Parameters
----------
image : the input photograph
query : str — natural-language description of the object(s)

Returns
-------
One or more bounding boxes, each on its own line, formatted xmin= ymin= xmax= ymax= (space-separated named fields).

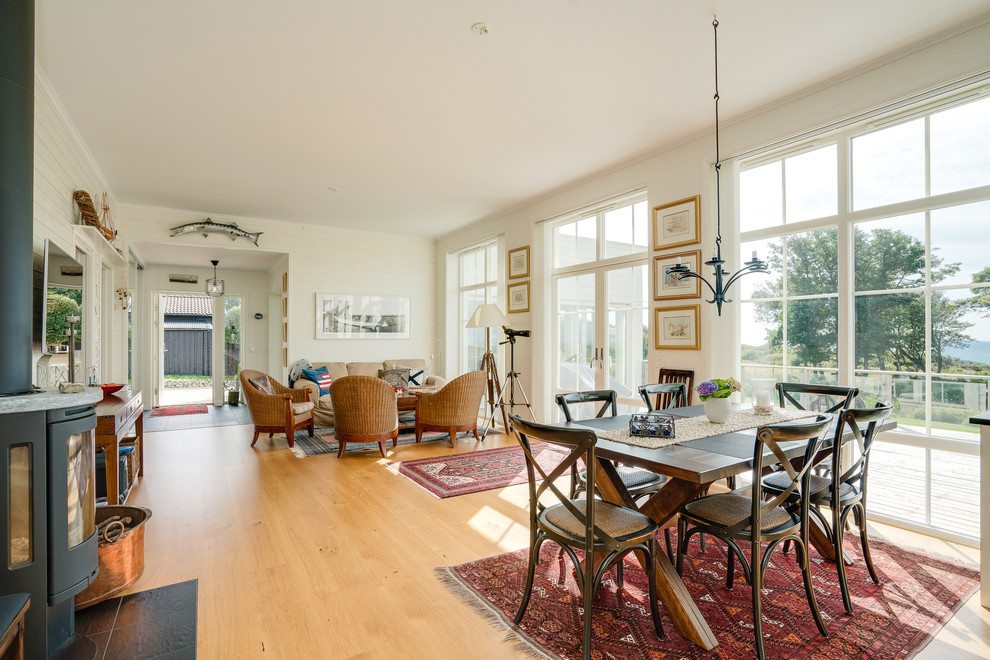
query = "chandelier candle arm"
xmin=663 ymin=16 xmax=769 ymax=316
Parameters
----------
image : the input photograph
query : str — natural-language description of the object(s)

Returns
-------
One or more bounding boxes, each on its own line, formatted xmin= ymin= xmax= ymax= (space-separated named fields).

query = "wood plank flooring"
xmin=122 ymin=422 xmax=990 ymax=659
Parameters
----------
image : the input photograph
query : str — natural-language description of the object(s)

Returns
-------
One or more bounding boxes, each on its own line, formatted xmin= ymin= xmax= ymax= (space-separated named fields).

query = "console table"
xmin=0 ymin=594 xmax=28 ymax=660
xmin=95 ymin=390 xmax=144 ymax=505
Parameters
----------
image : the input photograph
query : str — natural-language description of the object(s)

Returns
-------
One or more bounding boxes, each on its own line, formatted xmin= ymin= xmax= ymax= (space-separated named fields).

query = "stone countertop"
xmin=0 ymin=387 xmax=103 ymax=414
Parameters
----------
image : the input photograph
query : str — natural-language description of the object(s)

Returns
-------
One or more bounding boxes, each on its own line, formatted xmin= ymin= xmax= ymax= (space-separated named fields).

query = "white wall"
xmin=115 ymin=205 xmax=437 ymax=401
xmin=33 ymin=66 xmax=127 ymax=385
xmin=437 ymin=22 xmax=990 ymax=421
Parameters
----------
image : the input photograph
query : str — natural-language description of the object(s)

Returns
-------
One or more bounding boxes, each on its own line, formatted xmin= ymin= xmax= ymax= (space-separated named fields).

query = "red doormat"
xmin=388 ymin=443 xmax=569 ymax=498
xmin=438 ymin=534 xmax=979 ymax=659
xmin=149 ymin=404 xmax=209 ymax=417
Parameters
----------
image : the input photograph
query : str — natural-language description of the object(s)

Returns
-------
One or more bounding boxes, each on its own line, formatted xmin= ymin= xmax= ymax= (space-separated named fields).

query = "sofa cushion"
xmin=379 ymin=367 xmax=410 ymax=389
xmin=346 ymin=362 xmax=383 ymax=378
xmin=249 ymin=375 xmax=276 ymax=395
xmin=301 ymin=367 xmax=333 ymax=396
xmin=407 ymin=366 xmax=430 ymax=386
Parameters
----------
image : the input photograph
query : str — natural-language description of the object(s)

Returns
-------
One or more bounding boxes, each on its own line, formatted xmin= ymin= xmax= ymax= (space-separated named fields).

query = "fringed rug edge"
xmin=434 ymin=566 xmax=558 ymax=660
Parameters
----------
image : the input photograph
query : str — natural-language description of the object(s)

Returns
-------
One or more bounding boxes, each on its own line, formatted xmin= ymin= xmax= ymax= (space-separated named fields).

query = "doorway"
xmin=157 ymin=294 xmax=214 ymax=406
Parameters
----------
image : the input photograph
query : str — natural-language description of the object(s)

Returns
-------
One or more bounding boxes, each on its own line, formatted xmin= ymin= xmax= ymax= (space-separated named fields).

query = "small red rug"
xmin=388 ymin=443 xmax=569 ymax=498
xmin=149 ymin=404 xmax=209 ymax=417
xmin=438 ymin=534 xmax=979 ymax=659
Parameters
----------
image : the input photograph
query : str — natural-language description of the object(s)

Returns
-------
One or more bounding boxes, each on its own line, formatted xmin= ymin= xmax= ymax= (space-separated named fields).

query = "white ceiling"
xmin=129 ymin=240 xmax=286 ymax=272
xmin=36 ymin=1 xmax=990 ymax=239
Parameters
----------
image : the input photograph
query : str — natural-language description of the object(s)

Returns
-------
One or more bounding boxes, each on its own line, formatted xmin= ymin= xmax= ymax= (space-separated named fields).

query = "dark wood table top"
xmin=94 ymin=389 xmax=141 ymax=416
xmin=566 ymin=406 xmax=896 ymax=485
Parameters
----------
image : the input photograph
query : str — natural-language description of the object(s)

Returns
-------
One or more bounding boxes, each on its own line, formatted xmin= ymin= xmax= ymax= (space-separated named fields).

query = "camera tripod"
xmin=480 ymin=328 xmax=534 ymax=437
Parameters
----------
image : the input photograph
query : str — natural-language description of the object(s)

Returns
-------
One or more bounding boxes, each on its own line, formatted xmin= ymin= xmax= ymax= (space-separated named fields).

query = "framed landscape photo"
xmin=654 ymin=250 xmax=702 ymax=301
xmin=655 ymin=304 xmax=700 ymax=350
xmin=653 ymin=195 xmax=701 ymax=250
xmin=507 ymin=281 xmax=530 ymax=313
xmin=508 ymin=246 xmax=530 ymax=279
xmin=316 ymin=293 xmax=411 ymax=339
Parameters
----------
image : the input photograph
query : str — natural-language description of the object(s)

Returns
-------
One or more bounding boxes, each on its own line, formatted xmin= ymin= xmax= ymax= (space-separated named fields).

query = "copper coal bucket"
xmin=74 ymin=505 xmax=152 ymax=609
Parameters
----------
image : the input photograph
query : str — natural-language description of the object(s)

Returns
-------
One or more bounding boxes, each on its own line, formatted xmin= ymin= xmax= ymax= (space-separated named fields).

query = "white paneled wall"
xmin=33 ymin=66 xmax=127 ymax=384
xmin=115 ymin=205 xmax=437 ymax=396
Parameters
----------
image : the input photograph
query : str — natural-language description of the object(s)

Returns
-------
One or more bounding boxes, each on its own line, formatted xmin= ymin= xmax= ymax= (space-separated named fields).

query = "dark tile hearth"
xmin=72 ymin=580 xmax=197 ymax=659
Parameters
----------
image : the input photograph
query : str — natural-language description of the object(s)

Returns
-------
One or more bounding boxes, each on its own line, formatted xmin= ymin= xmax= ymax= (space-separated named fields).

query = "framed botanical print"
xmin=654 ymin=250 xmax=702 ymax=301
xmin=508 ymin=246 xmax=530 ymax=279
xmin=655 ymin=304 xmax=700 ymax=350
xmin=507 ymin=281 xmax=530 ymax=313
xmin=653 ymin=195 xmax=701 ymax=250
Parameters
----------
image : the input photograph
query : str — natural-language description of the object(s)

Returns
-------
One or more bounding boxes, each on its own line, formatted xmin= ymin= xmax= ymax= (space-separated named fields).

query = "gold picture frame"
xmin=654 ymin=250 xmax=702 ymax=301
xmin=282 ymin=296 xmax=287 ymax=318
xmin=653 ymin=195 xmax=701 ymax=250
xmin=281 ymin=272 xmax=287 ymax=293
xmin=655 ymin=304 xmax=700 ymax=350
xmin=508 ymin=246 xmax=530 ymax=279
xmin=282 ymin=322 xmax=287 ymax=343
xmin=507 ymin=281 xmax=530 ymax=314
xmin=282 ymin=347 xmax=288 ymax=368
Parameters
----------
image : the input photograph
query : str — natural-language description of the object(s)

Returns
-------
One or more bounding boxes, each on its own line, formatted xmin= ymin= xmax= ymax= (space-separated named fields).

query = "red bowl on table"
xmin=101 ymin=383 xmax=124 ymax=396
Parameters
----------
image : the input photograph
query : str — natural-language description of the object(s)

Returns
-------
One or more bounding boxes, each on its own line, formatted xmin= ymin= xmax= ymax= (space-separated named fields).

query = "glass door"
xmin=223 ymin=295 xmax=242 ymax=404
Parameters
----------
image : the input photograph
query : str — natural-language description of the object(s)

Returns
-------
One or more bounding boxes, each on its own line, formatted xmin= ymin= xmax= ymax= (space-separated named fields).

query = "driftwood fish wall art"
xmin=169 ymin=218 xmax=263 ymax=245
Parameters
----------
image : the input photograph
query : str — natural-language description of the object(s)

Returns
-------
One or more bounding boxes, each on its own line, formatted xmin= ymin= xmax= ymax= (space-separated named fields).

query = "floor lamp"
xmin=466 ymin=303 xmax=509 ymax=434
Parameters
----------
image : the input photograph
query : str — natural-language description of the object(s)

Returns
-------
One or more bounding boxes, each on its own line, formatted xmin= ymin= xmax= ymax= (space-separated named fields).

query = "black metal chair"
xmin=776 ymin=382 xmax=859 ymax=413
xmin=762 ymin=402 xmax=893 ymax=614
xmin=555 ymin=390 xmax=672 ymax=564
xmin=676 ymin=415 xmax=832 ymax=660
xmin=555 ymin=391 xmax=668 ymax=501
xmin=638 ymin=382 xmax=687 ymax=411
xmin=510 ymin=414 xmax=664 ymax=660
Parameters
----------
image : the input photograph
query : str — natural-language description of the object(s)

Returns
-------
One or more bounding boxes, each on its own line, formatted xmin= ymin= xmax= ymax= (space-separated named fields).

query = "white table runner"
xmin=596 ymin=407 xmax=823 ymax=450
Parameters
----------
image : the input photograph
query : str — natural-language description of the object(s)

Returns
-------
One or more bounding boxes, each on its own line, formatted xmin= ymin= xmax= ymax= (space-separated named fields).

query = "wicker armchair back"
xmin=414 ymin=370 xmax=487 ymax=447
xmin=240 ymin=369 xmax=313 ymax=448
xmin=328 ymin=375 xmax=399 ymax=458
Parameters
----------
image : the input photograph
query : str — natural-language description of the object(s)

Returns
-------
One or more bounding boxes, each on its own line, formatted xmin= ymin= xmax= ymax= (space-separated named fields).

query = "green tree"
xmin=225 ymin=305 xmax=240 ymax=345
xmin=46 ymin=294 xmax=81 ymax=347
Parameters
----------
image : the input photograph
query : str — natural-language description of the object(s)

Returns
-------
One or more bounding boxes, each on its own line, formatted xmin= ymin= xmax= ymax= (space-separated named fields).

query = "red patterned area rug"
xmin=149 ymin=404 xmax=209 ymax=417
xmin=388 ymin=443 xmax=569 ymax=498
xmin=438 ymin=534 xmax=979 ymax=659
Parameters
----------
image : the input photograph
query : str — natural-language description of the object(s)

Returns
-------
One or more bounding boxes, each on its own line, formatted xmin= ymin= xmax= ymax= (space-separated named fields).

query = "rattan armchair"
xmin=414 ymin=370 xmax=487 ymax=447
xmin=329 ymin=376 xmax=399 ymax=458
xmin=240 ymin=369 xmax=315 ymax=448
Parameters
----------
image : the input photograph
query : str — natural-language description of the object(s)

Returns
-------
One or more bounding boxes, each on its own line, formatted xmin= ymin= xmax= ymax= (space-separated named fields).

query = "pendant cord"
xmin=713 ymin=17 xmax=722 ymax=254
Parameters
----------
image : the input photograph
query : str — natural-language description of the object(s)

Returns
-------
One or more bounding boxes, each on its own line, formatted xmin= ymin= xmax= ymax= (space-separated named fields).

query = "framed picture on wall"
xmin=282 ymin=296 xmax=287 ymax=318
xmin=655 ymin=304 xmax=700 ymax=350
xmin=653 ymin=195 xmax=701 ymax=250
xmin=282 ymin=322 xmax=287 ymax=343
xmin=654 ymin=250 xmax=702 ymax=300
xmin=282 ymin=272 xmax=287 ymax=293
xmin=508 ymin=246 xmax=530 ymax=279
xmin=507 ymin=281 xmax=530 ymax=313
xmin=315 ymin=293 xmax=411 ymax=339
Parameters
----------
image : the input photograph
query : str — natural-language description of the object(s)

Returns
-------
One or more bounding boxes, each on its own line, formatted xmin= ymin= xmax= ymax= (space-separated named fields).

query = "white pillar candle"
xmin=756 ymin=390 xmax=771 ymax=406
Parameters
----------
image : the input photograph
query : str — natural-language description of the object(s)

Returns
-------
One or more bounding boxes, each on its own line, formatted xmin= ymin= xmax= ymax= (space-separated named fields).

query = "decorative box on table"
xmin=629 ymin=412 xmax=675 ymax=437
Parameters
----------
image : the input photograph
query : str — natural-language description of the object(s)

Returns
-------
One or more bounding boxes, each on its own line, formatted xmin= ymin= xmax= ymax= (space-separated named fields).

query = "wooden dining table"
xmin=565 ymin=404 xmax=895 ymax=651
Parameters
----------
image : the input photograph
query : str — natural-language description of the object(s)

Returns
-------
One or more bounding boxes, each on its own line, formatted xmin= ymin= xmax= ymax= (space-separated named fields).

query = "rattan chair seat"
xmin=542 ymin=499 xmax=656 ymax=541
xmin=291 ymin=401 xmax=315 ymax=415
xmin=763 ymin=470 xmax=854 ymax=499
xmin=575 ymin=464 xmax=665 ymax=489
xmin=682 ymin=493 xmax=794 ymax=531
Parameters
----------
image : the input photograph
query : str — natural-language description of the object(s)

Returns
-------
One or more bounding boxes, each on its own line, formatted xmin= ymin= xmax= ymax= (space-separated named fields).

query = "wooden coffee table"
xmin=397 ymin=394 xmax=418 ymax=431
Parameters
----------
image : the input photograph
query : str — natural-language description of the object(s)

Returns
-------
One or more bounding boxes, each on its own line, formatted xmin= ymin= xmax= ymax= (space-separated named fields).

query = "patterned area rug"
xmin=289 ymin=427 xmax=467 ymax=458
xmin=438 ymin=534 xmax=979 ymax=659
xmin=149 ymin=404 xmax=209 ymax=417
xmin=388 ymin=443 xmax=569 ymax=498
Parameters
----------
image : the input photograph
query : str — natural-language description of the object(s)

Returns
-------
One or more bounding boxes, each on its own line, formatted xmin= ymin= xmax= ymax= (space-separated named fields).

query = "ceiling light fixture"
xmin=471 ymin=22 xmax=491 ymax=36
xmin=206 ymin=259 xmax=225 ymax=297
xmin=665 ymin=17 xmax=769 ymax=316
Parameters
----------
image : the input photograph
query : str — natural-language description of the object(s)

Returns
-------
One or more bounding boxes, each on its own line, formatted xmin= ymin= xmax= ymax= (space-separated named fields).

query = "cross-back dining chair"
xmin=555 ymin=390 xmax=672 ymax=562
xmin=676 ymin=414 xmax=833 ymax=660
xmin=657 ymin=368 xmax=695 ymax=407
xmin=510 ymin=414 xmax=664 ymax=660
xmin=638 ymin=382 xmax=688 ymax=411
xmin=762 ymin=402 xmax=893 ymax=614
xmin=776 ymin=382 xmax=859 ymax=413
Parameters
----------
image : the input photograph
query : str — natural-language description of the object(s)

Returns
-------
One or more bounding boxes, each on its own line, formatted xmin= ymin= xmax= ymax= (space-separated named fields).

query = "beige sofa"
xmin=292 ymin=358 xmax=446 ymax=427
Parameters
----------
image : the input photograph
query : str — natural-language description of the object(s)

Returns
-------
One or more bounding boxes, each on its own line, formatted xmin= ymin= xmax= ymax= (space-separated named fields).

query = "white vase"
xmin=703 ymin=397 xmax=733 ymax=423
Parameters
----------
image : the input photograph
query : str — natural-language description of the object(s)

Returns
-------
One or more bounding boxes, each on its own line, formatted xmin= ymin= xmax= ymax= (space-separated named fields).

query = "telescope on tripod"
xmin=479 ymin=325 xmax=534 ymax=437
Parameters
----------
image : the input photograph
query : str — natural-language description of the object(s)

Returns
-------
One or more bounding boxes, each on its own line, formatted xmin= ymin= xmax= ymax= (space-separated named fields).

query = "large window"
xmin=458 ymin=241 xmax=499 ymax=373
xmin=738 ymin=91 xmax=990 ymax=542
xmin=552 ymin=192 xmax=649 ymax=418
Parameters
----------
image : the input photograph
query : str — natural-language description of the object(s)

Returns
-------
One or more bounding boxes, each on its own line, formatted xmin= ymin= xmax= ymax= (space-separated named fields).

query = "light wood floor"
xmin=123 ymin=422 xmax=990 ymax=659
